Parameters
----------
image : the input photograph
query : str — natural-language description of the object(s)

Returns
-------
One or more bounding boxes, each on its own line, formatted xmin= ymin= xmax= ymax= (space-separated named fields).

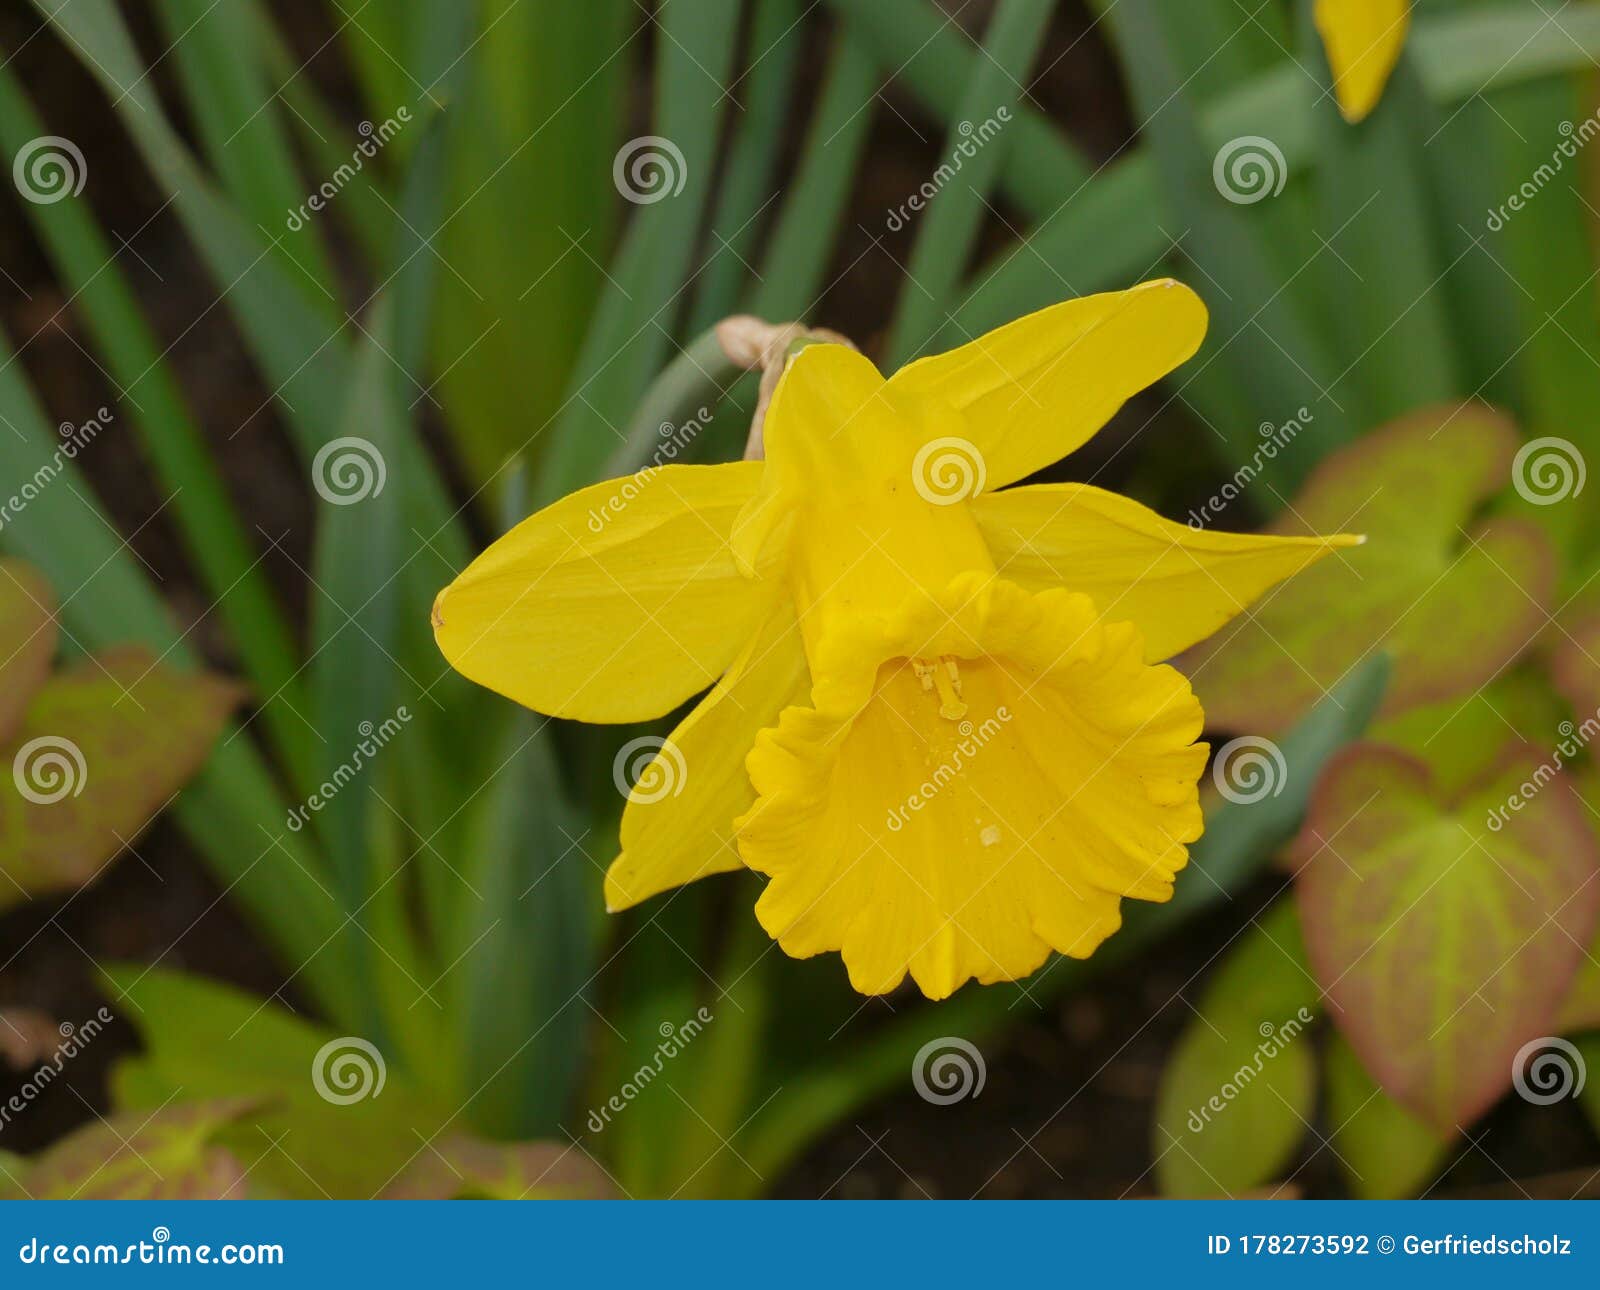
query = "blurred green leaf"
xmin=454 ymin=718 xmax=596 ymax=1139
xmin=1187 ymin=405 xmax=1557 ymax=733
xmin=0 ymin=559 xmax=56 ymax=742
xmin=433 ymin=0 xmax=628 ymax=488
xmin=382 ymin=1135 xmax=612 ymax=1199
xmin=747 ymin=35 xmax=877 ymax=321
xmin=1153 ymin=900 xmax=1321 ymax=1198
xmin=0 ymin=64 xmax=311 ymax=786
xmin=1325 ymin=1031 xmax=1450 ymax=1199
xmin=691 ymin=0 xmax=806 ymax=330
xmin=7 ymin=1099 xmax=257 ymax=1200
xmin=106 ymin=966 xmax=451 ymax=1199
xmin=0 ymin=647 xmax=240 ymax=911
xmin=885 ymin=0 xmax=1055 ymax=366
xmin=542 ymin=0 xmax=741 ymax=501
xmin=1295 ymin=741 xmax=1600 ymax=1132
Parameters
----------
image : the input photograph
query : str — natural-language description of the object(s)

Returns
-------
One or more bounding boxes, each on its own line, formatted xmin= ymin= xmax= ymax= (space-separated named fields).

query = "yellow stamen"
xmin=922 ymin=654 xmax=966 ymax=720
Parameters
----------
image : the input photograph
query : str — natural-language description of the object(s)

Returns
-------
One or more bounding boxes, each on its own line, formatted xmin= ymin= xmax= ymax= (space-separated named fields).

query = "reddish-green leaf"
xmin=1186 ymin=406 xmax=1556 ymax=733
xmin=0 ymin=647 xmax=241 ymax=908
xmin=1295 ymin=743 xmax=1600 ymax=1132
xmin=1549 ymin=615 xmax=1600 ymax=720
xmin=13 ymin=1099 xmax=257 ymax=1199
xmin=0 ymin=560 xmax=57 ymax=745
xmin=381 ymin=1136 xmax=612 ymax=1199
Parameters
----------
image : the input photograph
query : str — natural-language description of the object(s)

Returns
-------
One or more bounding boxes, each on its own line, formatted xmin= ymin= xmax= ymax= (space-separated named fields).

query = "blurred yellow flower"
xmin=433 ymin=280 xmax=1357 ymax=999
xmin=1315 ymin=0 xmax=1411 ymax=123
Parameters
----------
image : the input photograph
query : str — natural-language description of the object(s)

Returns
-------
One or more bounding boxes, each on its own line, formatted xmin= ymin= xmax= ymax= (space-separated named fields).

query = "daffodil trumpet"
xmin=433 ymin=279 xmax=1359 ymax=1000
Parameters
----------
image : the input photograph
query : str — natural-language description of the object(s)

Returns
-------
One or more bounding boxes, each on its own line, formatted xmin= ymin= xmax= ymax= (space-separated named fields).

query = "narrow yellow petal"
xmin=604 ymin=597 xmax=810 ymax=911
xmin=433 ymin=461 xmax=770 ymax=723
xmin=1315 ymin=0 xmax=1410 ymax=124
xmin=972 ymin=483 xmax=1362 ymax=662
xmin=885 ymin=280 xmax=1208 ymax=489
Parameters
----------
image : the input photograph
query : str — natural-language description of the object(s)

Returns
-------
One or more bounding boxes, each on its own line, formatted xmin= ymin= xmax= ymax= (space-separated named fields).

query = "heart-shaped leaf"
xmin=7 ymin=1098 xmax=256 ymax=1199
xmin=381 ymin=1136 xmax=613 ymax=1199
xmin=0 ymin=646 xmax=241 ymax=909
xmin=0 ymin=559 xmax=57 ymax=744
xmin=104 ymin=965 xmax=452 ymax=1199
xmin=1295 ymin=742 xmax=1600 ymax=1132
xmin=1185 ymin=405 xmax=1556 ymax=733
xmin=1549 ymin=614 xmax=1600 ymax=719
xmin=1152 ymin=900 xmax=1321 ymax=1197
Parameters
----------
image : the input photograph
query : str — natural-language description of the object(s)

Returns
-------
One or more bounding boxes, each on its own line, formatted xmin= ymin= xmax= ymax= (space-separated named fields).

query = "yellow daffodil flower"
xmin=432 ymin=279 xmax=1357 ymax=999
xmin=1314 ymin=0 xmax=1410 ymax=123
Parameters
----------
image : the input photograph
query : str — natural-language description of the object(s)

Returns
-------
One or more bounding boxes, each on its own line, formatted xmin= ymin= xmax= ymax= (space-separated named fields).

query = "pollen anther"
xmin=912 ymin=654 xmax=967 ymax=720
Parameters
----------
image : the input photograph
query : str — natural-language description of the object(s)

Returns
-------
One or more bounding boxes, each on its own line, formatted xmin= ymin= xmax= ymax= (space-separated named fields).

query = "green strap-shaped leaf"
xmin=1186 ymin=404 xmax=1557 ymax=733
xmin=1295 ymin=742 xmax=1600 ymax=1132
xmin=1152 ymin=900 xmax=1321 ymax=1198
xmin=0 ymin=648 xmax=240 ymax=911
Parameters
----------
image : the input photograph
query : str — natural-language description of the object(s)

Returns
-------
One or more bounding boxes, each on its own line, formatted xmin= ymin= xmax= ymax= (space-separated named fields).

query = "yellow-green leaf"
xmin=0 ymin=647 xmax=240 ymax=910
xmin=1185 ymin=405 xmax=1556 ymax=733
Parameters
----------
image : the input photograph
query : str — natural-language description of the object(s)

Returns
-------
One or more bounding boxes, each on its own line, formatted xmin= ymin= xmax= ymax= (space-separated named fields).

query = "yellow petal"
xmin=737 ymin=576 xmax=1207 ymax=1000
xmin=433 ymin=461 xmax=771 ymax=723
xmin=1315 ymin=0 xmax=1410 ymax=124
xmin=884 ymin=280 xmax=1208 ymax=489
xmin=972 ymin=483 xmax=1363 ymax=662
xmin=604 ymin=597 xmax=810 ymax=911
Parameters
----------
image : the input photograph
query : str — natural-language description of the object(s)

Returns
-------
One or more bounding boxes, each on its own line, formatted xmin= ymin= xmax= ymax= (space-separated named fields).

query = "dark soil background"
xmin=2 ymin=0 xmax=1595 ymax=1198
